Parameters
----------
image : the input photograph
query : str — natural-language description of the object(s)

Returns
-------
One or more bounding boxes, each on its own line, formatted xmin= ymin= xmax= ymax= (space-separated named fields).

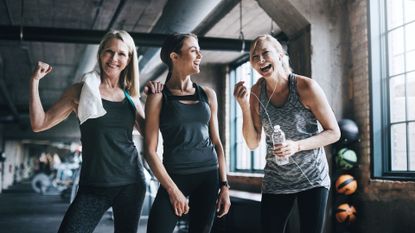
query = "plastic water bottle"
xmin=272 ymin=125 xmax=289 ymax=165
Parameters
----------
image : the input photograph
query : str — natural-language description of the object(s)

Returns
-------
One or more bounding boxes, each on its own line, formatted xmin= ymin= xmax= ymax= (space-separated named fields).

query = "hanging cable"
xmin=239 ymin=0 xmax=245 ymax=53
xmin=19 ymin=0 xmax=24 ymax=41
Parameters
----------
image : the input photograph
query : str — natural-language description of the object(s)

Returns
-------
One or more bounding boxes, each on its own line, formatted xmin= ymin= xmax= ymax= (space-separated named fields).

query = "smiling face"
xmin=172 ymin=36 xmax=202 ymax=75
xmin=99 ymin=38 xmax=130 ymax=78
xmin=250 ymin=39 xmax=283 ymax=78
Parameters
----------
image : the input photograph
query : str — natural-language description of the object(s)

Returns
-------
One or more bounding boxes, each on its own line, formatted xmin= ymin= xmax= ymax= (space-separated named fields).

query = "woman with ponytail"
xmin=144 ymin=33 xmax=230 ymax=233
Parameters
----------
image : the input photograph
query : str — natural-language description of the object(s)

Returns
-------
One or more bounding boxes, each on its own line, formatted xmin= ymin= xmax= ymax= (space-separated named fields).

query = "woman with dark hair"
xmin=145 ymin=33 xmax=231 ymax=233
xmin=29 ymin=30 xmax=157 ymax=233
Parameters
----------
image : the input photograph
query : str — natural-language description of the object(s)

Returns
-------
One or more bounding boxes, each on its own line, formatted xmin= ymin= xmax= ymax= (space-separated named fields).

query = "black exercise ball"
xmin=338 ymin=119 xmax=359 ymax=144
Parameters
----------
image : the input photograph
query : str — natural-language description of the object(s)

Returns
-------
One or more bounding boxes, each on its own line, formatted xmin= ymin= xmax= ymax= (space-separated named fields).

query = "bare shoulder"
xmin=295 ymin=75 xmax=327 ymax=109
xmin=200 ymin=85 xmax=216 ymax=98
xmin=295 ymin=75 xmax=320 ymax=95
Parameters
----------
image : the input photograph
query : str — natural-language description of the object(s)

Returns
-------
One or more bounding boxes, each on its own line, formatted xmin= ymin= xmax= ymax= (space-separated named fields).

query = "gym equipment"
xmin=336 ymin=203 xmax=356 ymax=223
xmin=31 ymin=162 xmax=79 ymax=196
xmin=336 ymin=148 xmax=357 ymax=170
xmin=335 ymin=174 xmax=357 ymax=195
xmin=338 ymin=119 xmax=359 ymax=144
xmin=31 ymin=173 xmax=51 ymax=194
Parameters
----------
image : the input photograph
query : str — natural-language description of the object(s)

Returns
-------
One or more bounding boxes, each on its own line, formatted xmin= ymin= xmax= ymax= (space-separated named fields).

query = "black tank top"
xmin=160 ymin=83 xmax=218 ymax=174
xmin=79 ymin=97 xmax=143 ymax=187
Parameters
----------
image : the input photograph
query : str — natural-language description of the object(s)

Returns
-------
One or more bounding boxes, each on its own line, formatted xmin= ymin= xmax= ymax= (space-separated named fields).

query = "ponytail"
xmin=165 ymin=70 xmax=172 ymax=83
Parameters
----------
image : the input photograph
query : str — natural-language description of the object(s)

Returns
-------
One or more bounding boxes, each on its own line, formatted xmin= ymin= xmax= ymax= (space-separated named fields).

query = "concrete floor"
xmin=0 ymin=180 xmax=148 ymax=233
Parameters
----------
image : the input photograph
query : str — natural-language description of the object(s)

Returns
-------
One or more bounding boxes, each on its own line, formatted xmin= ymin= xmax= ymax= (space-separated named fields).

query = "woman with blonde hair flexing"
xmin=30 ymin=30 xmax=157 ymax=233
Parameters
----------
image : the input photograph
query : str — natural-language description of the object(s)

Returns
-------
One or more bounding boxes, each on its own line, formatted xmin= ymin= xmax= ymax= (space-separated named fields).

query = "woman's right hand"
xmin=167 ymin=186 xmax=189 ymax=217
xmin=144 ymin=80 xmax=164 ymax=95
xmin=233 ymin=81 xmax=249 ymax=108
xmin=32 ymin=61 xmax=52 ymax=81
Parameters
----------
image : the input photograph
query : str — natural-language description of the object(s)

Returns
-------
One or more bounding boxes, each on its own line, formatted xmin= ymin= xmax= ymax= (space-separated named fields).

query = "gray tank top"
xmin=259 ymin=74 xmax=330 ymax=194
xmin=160 ymin=83 xmax=218 ymax=174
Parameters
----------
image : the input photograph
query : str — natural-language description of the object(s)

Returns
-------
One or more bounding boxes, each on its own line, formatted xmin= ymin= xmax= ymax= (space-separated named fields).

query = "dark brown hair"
xmin=160 ymin=33 xmax=197 ymax=83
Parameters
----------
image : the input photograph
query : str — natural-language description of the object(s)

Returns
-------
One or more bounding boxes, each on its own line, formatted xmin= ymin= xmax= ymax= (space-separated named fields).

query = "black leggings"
xmin=147 ymin=169 xmax=219 ymax=233
xmin=58 ymin=182 xmax=146 ymax=233
xmin=261 ymin=187 xmax=329 ymax=233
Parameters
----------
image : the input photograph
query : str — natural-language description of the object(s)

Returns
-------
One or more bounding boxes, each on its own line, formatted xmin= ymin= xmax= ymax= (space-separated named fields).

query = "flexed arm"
xmin=29 ymin=61 xmax=81 ymax=132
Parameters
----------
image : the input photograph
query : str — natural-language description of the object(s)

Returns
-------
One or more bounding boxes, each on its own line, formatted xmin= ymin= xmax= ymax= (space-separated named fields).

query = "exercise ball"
xmin=336 ymin=148 xmax=357 ymax=170
xmin=335 ymin=174 xmax=357 ymax=195
xmin=338 ymin=119 xmax=359 ymax=144
xmin=336 ymin=203 xmax=357 ymax=223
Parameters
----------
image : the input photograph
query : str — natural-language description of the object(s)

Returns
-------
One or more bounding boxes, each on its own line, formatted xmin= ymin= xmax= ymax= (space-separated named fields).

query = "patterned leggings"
xmin=58 ymin=182 xmax=146 ymax=233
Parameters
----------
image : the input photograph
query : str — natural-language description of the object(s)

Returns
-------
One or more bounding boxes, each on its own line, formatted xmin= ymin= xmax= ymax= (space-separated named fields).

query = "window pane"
xmin=391 ymin=123 xmax=408 ymax=171
xmin=409 ymin=122 xmax=415 ymax=171
xmin=404 ymin=0 xmax=415 ymax=23
xmin=231 ymin=61 xmax=267 ymax=172
xmin=388 ymin=28 xmax=405 ymax=75
xmin=406 ymin=22 xmax=415 ymax=71
xmin=408 ymin=72 xmax=415 ymax=120
xmin=406 ymin=23 xmax=415 ymax=51
xmin=253 ymin=134 xmax=267 ymax=170
xmin=387 ymin=0 xmax=403 ymax=29
xmin=236 ymin=142 xmax=251 ymax=170
xmin=389 ymin=75 xmax=406 ymax=122
xmin=407 ymin=50 xmax=415 ymax=72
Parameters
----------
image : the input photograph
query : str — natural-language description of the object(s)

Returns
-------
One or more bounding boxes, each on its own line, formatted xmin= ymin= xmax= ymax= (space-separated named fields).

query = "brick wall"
xmin=348 ymin=0 xmax=415 ymax=232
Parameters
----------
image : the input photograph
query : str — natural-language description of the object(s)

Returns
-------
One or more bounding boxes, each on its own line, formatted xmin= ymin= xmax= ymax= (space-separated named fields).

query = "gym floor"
xmin=0 ymin=180 xmax=148 ymax=233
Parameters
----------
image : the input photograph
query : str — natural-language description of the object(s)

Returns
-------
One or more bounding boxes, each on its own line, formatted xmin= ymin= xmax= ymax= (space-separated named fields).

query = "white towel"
xmin=77 ymin=71 xmax=106 ymax=124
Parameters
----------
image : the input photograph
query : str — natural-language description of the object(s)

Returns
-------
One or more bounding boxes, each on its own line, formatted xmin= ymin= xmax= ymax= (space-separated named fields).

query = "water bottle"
xmin=272 ymin=125 xmax=289 ymax=165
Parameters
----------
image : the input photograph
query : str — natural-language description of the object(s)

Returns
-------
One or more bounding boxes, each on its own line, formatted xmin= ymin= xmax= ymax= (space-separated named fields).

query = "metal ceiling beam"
xmin=0 ymin=26 xmax=252 ymax=51
xmin=193 ymin=0 xmax=240 ymax=36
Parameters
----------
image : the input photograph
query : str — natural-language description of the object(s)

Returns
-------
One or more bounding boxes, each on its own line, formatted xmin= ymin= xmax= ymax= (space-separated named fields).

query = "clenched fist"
xmin=32 ymin=61 xmax=52 ymax=81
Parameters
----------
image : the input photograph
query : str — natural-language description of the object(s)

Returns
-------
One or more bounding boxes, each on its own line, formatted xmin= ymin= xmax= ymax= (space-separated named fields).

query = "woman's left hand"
xmin=216 ymin=187 xmax=231 ymax=218
xmin=272 ymin=140 xmax=300 ymax=157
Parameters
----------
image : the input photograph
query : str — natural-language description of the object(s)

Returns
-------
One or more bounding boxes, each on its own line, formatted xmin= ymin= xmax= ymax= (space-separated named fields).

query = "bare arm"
xmin=295 ymin=76 xmax=341 ymax=151
xmin=233 ymin=80 xmax=263 ymax=149
xmin=204 ymin=87 xmax=231 ymax=218
xmin=29 ymin=61 xmax=80 ymax=132
xmin=144 ymin=93 xmax=189 ymax=217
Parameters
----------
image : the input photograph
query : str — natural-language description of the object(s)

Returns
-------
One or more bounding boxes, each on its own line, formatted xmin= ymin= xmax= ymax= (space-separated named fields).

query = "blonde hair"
xmin=97 ymin=30 xmax=140 ymax=97
xmin=249 ymin=34 xmax=292 ymax=74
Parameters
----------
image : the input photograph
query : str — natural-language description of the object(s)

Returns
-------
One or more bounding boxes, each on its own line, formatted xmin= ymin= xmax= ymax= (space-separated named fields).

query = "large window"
xmin=229 ymin=61 xmax=266 ymax=173
xmin=370 ymin=0 xmax=415 ymax=179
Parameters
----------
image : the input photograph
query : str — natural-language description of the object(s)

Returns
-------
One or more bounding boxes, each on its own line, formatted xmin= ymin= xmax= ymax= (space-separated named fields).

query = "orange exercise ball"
xmin=335 ymin=174 xmax=357 ymax=195
xmin=336 ymin=203 xmax=357 ymax=223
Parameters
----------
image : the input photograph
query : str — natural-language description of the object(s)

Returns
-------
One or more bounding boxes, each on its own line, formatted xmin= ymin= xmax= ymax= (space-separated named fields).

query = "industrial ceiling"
xmin=0 ymin=0 xmax=281 ymax=145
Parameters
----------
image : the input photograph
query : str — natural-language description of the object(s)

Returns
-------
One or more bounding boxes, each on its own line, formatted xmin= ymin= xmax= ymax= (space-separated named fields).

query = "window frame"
xmin=369 ymin=0 xmax=415 ymax=180
xmin=228 ymin=58 xmax=266 ymax=174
